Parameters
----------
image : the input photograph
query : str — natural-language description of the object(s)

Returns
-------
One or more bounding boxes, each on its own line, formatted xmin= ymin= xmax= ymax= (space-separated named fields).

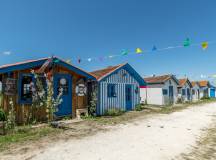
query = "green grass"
xmin=0 ymin=125 xmax=62 ymax=151
xmin=1 ymin=98 xmax=216 ymax=152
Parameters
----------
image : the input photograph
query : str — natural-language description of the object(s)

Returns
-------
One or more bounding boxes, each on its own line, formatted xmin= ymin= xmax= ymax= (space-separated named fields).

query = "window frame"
xmin=162 ymin=89 xmax=168 ymax=95
xmin=18 ymin=73 xmax=47 ymax=104
xmin=107 ymin=84 xmax=117 ymax=98
xmin=18 ymin=73 xmax=34 ymax=104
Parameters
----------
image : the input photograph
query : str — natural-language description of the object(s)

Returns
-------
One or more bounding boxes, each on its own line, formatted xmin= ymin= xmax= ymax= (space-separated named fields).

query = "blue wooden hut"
xmin=0 ymin=57 xmax=95 ymax=123
xmin=90 ymin=63 xmax=146 ymax=115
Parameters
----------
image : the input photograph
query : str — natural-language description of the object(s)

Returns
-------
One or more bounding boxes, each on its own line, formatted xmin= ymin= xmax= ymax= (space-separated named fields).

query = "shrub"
xmin=0 ymin=108 xmax=6 ymax=121
xmin=176 ymin=97 xmax=183 ymax=104
xmin=135 ymin=104 xmax=143 ymax=111
xmin=200 ymin=96 xmax=210 ymax=100
xmin=104 ymin=108 xmax=124 ymax=116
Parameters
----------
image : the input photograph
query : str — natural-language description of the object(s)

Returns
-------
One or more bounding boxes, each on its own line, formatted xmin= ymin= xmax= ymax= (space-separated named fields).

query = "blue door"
xmin=125 ymin=85 xmax=132 ymax=111
xmin=169 ymin=86 xmax=174 ymax=104
xmin=210 ymin=88 xmax=215 ymax=98
xmin=187 ymin=88 xmax=191 ymax=100
xmin=54 ymin=74 xmax=72 ymax=116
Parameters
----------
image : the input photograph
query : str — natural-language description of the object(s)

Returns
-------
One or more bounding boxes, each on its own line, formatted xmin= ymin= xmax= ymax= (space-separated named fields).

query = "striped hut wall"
xmin=99 ymin=69 xmax=140 ymax=115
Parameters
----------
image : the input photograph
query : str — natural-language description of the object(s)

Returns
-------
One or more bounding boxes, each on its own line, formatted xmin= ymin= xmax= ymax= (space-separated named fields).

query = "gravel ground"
xmin=2 ymin=102 xmax=216 ymax=160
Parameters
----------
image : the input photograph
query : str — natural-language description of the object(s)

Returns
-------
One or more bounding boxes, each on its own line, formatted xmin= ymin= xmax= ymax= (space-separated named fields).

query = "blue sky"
xmin=0 ymin=0 xmax=216 ymax=81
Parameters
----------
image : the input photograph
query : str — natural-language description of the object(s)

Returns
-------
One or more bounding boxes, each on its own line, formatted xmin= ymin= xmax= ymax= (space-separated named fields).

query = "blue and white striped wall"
xmin=97 ymin=68 xmax=140 ymax=115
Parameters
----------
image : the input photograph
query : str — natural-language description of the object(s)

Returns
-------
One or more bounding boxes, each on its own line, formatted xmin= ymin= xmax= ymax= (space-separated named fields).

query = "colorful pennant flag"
xmin=183 ymin=38 xmax=191 ymax=47
xmin=99 ymin=57 xmax=103 ymax=61
xmin=66 ymin=59 xmax=71 ymax=64
xmin=152 ymin=46 xmax=157 ymax=51
xmin=202 ymin=42 xmax=208 ymax=50
xmin=78 ymin=58 xmax=81 ymax=63
xmin=136 ymin=48 xmax=142 ymax=54
xmin=121 ymin=49 xmax=128 ymax=56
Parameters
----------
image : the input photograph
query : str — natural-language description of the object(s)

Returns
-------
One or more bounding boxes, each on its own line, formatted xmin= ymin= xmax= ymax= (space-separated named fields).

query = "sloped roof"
xmin=0 ymin=57 xmax=48 ymax=69
xmin=90 ymin=64 xmax=124 ymax=80
xmin=191 ymin=81 xmax=199 ymax=87
xmin=198 ymin=80 xmax=210 ymax=87
xmin=178 ymin=78 xmax=192 ymax=88
xmin=144 ymin=74 xmax=179 ymax=85
xmin=0 ymin=57 xmax=95 ymax=80
xmin=90 ymin=63 xmax=146 ymax=86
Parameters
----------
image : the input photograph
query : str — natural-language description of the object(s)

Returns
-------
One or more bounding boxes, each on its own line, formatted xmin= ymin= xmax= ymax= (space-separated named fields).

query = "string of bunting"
xmin=67 ymin=39 xmax=214 ymax=64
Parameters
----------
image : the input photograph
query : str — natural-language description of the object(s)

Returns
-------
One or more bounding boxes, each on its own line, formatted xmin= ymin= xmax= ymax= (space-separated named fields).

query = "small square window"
xmin=107 ymin=84 xmax=116 ymax=97
xmin=162 ymin=89 xmax=168 ymax=95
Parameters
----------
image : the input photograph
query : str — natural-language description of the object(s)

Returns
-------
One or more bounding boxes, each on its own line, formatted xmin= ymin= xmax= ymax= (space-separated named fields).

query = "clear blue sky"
xmin=0 ymin=0 xmax=216 ymax=81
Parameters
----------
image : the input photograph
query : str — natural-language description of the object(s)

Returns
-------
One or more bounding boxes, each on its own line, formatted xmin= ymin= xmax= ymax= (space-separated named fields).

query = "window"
xmin=20 ymin=74 xmax=33 ymax=103
xmin=107 ymin=84 xmax=116 ymax=97
xmin=192 ymin=89 xmax=195 ymax=95
xmin=19 ymin=74 xmax=47 ymax=104
xmin=58 ymin=77 xmax=68 ymax=95
xmin=182 ymin=89 xmax=186 ymax=95
xmin=162 ymin=89 xmax=168 ymax=95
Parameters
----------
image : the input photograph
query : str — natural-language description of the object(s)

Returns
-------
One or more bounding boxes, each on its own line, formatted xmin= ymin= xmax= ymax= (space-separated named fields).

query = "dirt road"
xmin=2 ymin=102 xmax=216 ymax=160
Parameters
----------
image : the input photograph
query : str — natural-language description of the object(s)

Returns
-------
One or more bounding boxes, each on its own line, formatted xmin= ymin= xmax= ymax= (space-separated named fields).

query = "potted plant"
xmin=0 ymin=108 xmax=6 ymax=135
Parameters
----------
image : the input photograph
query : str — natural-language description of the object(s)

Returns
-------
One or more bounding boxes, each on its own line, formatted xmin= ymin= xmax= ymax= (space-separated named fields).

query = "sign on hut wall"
xmin=3 ymin=78 xmax=17 ymax=95
xmin=75 ymin=79 xmax=87 ymax=96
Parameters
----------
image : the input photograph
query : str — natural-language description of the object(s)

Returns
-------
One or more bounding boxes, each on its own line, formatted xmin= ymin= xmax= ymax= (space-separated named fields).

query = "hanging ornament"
xmin=152 ymin=45 xmax=157 ymax=51
xmin=99 ymin=57 xmax=103 ymax=61
xmin=121 ymin=49 xmax=128 ymax=56
xmin=87 ymin=58 xmax=92 ymax=62
xmin=78 ymin=58 xmax=81 ymax=63
xmin=53 ymin=59 xmax=60 ymax=63
xmin=183 ymin=38 xmax=191 ymax=47
xmin=136 ymin=48 xmax=142 ymax=54
xmin=201 ymin=42 xmax=208 ymax=50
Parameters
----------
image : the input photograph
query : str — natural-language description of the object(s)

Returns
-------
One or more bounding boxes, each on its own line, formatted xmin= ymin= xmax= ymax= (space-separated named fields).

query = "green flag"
xmin=183 ymin=38 xmax=191 ymax=47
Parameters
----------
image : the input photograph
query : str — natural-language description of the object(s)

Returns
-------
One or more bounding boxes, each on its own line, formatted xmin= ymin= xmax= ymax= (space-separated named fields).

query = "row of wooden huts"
xmin=0 ymin=57 xmax=214 ymax=123
xmin=140 ymin=75 xmax=216 ymax=105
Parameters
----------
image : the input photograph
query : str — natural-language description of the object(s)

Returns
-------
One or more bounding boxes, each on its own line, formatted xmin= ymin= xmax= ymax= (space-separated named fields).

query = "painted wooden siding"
xmin=1 ymin=65 xmax=89 ymax=124
xmin=98 ymin=69 xmax=140 ymax=115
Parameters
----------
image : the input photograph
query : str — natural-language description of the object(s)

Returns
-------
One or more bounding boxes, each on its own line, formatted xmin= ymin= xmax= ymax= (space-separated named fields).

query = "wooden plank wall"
xmin=1 ymin=65 xmax=88 ymax=124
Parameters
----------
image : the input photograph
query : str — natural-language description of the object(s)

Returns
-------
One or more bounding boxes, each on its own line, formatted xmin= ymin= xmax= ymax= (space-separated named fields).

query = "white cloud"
xmin=2 ymin=51 xmax=12 ymax=55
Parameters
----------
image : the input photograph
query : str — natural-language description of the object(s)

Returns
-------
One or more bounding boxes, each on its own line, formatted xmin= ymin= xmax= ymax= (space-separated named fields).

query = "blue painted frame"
xmin=53 ymin=73 xmax=73 ymax=117
xmin=125 ymin=84 xmax=132 ymax=111
xmin=18 ymin=73 xmax=35 ymax=104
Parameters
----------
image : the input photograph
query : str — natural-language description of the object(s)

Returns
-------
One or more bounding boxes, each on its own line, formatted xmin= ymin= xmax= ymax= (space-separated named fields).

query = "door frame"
xmin=125 ymin=84 xmax=132 ymax=111
xmin=53 ymin=73 xmax=72 ymax=117
xmin=168 ymin=86 xmax=174 ymax=104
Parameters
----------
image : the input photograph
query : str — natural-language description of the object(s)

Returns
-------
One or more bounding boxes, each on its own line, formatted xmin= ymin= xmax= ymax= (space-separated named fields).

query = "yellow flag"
xmin=202 ymin=42 xmax=208 ymax=50
xmin=66 ymin=59 xmax=71 ymax=64
xmin=136 ymin=48 xmax=142 ymax=54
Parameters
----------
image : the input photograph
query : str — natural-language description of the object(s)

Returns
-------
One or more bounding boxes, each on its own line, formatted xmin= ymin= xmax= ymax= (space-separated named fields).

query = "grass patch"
xmin=84 ymin=98 xmax=216 ymax=125
xmin=0 ymin=125 xmax=62 ymax=151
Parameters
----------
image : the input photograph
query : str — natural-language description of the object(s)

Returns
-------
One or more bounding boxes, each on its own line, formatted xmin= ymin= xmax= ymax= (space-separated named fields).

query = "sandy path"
xmin=3 ymin=102 xmax=216 ymax=160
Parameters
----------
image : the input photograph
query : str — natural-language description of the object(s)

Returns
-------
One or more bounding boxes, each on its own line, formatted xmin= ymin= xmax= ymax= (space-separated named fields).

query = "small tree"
xmin=89 ymin=90 xmax=97 ymax=116
xmin=5 ymin=98 xmax=16 ymax=130
xmin=31 ymin=70 xmax=63 ymax=123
